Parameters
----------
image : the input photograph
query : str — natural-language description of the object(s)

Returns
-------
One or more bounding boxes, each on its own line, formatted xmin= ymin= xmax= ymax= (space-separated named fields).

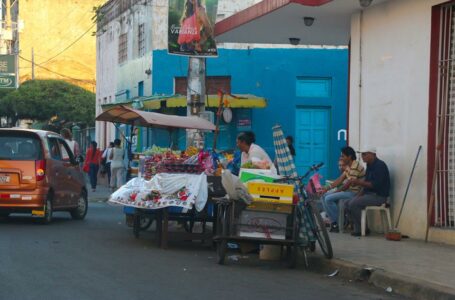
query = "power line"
xmin=39 ymin=23 xmax=96 ymax=66
xmin=19 ymin=55 xmax=95 ymax=86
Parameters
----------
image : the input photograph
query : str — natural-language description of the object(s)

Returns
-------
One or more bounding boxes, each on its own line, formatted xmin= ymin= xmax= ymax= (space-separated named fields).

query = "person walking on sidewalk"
xmin=102 ymin=142 xmax=114 ymax=185
xmin=110 ymin=139 xmax=125 ymax=191
xmin=321 ymin=146 xmax=365 ymax=232
xmin=345 ymin=146 xmax=390 ymax=236
xmin=84 ymin=141 xmax=102 ymax=192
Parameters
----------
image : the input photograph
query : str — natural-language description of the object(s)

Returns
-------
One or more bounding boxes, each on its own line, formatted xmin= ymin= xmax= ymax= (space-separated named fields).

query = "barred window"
xmin=118 ymin=33 xmax=128 ymax=64
xmin=138 ymin=23 xmax=145 ymax=57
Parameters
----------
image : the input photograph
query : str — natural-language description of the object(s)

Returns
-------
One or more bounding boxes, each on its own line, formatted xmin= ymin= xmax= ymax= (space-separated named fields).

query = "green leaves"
xmin=0 ymin=80 xmax=95 ymax=127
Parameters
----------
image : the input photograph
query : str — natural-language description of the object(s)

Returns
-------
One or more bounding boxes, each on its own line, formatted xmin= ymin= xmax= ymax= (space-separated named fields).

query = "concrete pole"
xmin=186 ymin=57 xmax=206 ymax=149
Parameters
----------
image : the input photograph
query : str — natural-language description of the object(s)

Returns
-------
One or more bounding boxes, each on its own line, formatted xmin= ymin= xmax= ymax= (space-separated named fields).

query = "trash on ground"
xmin=327 ymin=269 xmax=339 ymax=277
xmin=228 ymin=255 xmax=240 ymax=261
xmin=386 ymin=287 xmax=393 ymax=293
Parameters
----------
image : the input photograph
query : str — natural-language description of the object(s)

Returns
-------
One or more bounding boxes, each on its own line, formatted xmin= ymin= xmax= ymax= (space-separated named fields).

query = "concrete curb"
xmin=306 ymin=256 xmax=455 ymax=300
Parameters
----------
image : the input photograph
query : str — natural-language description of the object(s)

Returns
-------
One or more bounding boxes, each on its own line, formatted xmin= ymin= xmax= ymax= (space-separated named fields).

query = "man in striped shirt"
xmin=322 ymin=146 xmax=366 ymax=232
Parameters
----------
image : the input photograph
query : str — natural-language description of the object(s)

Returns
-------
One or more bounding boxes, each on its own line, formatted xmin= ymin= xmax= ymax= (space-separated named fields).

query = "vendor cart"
xmin=96 ymin=105 xmax=219 ymax=247
xmin=214 ymin=196 xmax=300 ymax=268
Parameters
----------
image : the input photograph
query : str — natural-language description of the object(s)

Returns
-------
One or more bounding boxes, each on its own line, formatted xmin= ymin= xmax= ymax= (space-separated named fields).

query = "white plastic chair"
xmin=361 ymin=203 xmax=392 ymax=236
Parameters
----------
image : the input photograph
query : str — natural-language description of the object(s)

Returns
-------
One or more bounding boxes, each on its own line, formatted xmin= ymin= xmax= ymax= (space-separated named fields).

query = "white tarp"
xmin=109 ymin=173 xmax=208 ymax=212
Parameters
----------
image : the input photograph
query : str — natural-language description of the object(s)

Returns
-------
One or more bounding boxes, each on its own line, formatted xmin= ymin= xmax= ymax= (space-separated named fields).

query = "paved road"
xmin=0 ymin=203 xmax=404 ymax=300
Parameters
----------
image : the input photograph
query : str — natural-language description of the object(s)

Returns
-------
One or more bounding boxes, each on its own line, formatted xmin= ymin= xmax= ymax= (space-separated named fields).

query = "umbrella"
xmin=272 ymin=125 xmax=297 ymax=178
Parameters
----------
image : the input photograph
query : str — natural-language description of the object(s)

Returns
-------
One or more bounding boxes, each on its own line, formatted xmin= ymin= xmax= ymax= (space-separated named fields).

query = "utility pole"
xmin=186 ymin=57 xmax=206 ymax=149
xmin=31 ymin=48 xmax=35 ymax=80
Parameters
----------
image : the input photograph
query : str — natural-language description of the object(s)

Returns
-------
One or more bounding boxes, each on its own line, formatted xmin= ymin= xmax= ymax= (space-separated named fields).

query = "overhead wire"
xmin=39 ymin=23 xmax=96 ymax=66
xmin=19 ymin=55 xmax=95 ymax=86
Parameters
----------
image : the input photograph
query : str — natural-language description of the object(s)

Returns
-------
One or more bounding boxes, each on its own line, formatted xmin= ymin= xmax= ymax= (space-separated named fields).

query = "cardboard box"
xmin=247 ymin=182 xmax=294 ymax=204
xmin=238 ymin=210 xmax=287 ymax=240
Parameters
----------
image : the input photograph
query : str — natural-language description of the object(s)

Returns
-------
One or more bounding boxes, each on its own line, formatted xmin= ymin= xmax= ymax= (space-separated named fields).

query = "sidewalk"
xmin=308 ymin=232 xmax=455 ymax=300
xmin=87 ymin=184 xmax=112 ymax=202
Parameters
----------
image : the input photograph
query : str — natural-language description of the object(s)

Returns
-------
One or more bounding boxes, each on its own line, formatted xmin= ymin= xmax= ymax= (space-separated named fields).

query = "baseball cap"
xmin=357 ymin=146 xmax=377 ymax=154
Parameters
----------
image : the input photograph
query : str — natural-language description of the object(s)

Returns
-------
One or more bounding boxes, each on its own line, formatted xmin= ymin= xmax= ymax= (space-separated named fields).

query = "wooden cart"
xmin=213 ymin=194 xmax=300 ymax=268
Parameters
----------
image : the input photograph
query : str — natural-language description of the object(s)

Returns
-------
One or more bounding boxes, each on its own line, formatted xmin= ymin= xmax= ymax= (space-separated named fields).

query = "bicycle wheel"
xmin=309 ymin=201 xmax=333 ymax=259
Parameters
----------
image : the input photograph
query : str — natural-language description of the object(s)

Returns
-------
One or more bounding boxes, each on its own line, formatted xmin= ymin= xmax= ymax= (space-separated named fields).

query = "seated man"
xmin=321 ymin=146 xmax=365 ymax=232
xmin=345 ymin=146 xmax=390 ymax=236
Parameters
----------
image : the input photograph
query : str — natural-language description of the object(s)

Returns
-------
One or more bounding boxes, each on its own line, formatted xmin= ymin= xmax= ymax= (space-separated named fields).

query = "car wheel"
xmin=70 ymin=190 xmax=88 ymax=220
xmin=40 ymin=195 xmax=53 ymax=225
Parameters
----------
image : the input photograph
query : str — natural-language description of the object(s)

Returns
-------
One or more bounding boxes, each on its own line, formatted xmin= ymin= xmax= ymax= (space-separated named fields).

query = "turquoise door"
xmin=295 ymin=108 xmax=330 ymax=182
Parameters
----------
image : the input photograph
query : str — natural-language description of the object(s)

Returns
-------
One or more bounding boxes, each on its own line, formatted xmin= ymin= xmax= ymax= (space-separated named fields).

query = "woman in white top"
xmin=236 ymin=131 xmax=277 ymax=174
xmin=109 ymin=138 xmax=125 ymax=191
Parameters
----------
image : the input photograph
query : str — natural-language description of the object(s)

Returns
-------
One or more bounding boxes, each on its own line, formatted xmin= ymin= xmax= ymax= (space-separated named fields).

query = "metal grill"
xmin=435 ymin=5 xmax=455 ymax=228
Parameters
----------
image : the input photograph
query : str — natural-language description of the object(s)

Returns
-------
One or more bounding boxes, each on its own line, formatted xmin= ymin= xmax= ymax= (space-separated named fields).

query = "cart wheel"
xmin=217 ymin=205 xmax=228 ymax=265
xmin=287 ymin=246 xmax=298 ymax=269
xmin=309 ymin=201 xmax=333 ymax=259
xmin=139 ymin=215 xmax=153 ymax=231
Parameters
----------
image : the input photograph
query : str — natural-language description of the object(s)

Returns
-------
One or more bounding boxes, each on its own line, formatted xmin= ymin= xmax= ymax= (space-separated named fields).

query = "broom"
xmin=386 ymin=145 xmax=422 ymax=241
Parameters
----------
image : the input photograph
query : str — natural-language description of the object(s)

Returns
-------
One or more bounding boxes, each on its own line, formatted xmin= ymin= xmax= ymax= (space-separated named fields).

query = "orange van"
xmin=0 ymin=129 xmax=87 ymax=223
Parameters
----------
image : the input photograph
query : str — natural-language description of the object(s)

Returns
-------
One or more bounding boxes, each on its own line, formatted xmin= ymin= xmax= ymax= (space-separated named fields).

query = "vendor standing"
xmin=236 ymin=131 xmax=277 ymax=174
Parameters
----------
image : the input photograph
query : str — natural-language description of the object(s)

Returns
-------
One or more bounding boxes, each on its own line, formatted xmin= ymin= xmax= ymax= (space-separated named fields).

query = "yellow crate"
xmin=247 ymin=182 xmax=294 ymax=204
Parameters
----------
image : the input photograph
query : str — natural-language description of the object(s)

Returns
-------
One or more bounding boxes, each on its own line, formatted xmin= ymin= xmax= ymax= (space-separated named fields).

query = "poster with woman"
xmin=168 ymin=0 xmax=219 ymax=57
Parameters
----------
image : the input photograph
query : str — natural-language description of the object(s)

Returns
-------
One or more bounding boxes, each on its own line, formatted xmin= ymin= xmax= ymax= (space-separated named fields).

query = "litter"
xmin=227 ymin=255 xmax=239 ymax=261
xmin=386 ymin=287 xmax=393 ymax=293
xmin=327 ymin=269 xmax=339 ymax=277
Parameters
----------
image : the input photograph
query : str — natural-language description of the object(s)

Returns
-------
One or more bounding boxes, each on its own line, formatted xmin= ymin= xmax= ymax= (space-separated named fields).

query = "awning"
xmin=101 ymin=94 xmax=267 ymax=110
xmin=96 ymin=105 xmax=216 ymax=131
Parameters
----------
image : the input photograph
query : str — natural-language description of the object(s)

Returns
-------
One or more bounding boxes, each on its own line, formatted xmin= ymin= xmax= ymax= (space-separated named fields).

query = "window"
xmin=296 ymin=77 xmax=332 ymax=98
xmin=174 ymin=76 xmax=231 ymax=95
xmin=58 ymin=139 xmax=74 ymax=162
xmin=429 ymin=3 xmax=455 ymax=229
xmin=138 ymin=23 xmax=145 ymax=57
xmin=118 ymin=33 xmax=128 ymax=64
xmin=48 ymin=138 xmax=62 ymax=161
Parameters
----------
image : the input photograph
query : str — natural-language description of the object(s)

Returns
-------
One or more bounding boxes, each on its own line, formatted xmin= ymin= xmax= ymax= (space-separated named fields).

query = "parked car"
xmin=0 ymin=128 xmax=88 ymax=223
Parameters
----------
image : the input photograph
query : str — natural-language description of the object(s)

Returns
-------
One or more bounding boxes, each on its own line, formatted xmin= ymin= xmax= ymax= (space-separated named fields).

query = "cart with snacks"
xmin=213 ymin=169 xmax=301 ymax=268
xmin=214 ymin=160 xmax=333 ymax=268
xmin=96 ymin=105 xmax=222 ymax=247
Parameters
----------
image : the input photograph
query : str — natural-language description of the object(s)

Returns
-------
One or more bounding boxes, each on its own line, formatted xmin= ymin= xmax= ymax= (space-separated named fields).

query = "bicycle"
xmin=274 ymin=162 xmax=333 ymax=260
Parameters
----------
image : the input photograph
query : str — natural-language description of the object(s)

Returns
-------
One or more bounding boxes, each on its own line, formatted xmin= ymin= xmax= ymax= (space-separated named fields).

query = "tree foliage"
xmin=0 ymin=80 xmax=96 ymax=127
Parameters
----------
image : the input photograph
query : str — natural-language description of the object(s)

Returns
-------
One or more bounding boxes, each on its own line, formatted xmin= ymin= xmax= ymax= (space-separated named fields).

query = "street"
xmin=0 ymin=202 xmax=404 ymax=300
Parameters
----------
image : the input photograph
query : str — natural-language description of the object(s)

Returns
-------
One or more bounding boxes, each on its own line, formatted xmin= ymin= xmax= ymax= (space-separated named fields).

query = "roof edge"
xmin=215 ymin=0 xmax=333 ymax=37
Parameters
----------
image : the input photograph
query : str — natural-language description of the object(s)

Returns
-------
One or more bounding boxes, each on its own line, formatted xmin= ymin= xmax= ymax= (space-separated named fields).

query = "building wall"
xmin=349 ymin=0 xmax=447 ymax=241
xmin=19 ymin=0 xmax=103 ymax=91
xmin=153 ymin=47 xmax=349 ymax=179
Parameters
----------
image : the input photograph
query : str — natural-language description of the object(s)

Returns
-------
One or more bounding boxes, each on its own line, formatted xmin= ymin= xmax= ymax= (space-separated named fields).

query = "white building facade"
xmin=95 ymin=0 xmax=262 ymax=149
xmin=214 ymin=0 xmax=455 ymax=244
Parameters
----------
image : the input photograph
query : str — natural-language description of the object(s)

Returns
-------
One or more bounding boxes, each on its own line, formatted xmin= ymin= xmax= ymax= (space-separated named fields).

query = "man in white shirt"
xmin=237 ymin=131 xmax=277 ymax=174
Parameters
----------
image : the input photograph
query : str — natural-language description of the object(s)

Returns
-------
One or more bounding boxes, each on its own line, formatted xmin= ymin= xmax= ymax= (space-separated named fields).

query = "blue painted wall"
xmin=150 ymin=48 xmax=348 ymax=179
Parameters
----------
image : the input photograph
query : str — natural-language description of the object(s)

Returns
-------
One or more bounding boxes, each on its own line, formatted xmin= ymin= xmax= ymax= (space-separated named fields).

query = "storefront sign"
xmin=168 ymin=0 xmax=219 ymax=57
xmin=0 ymin=55 xmax=16 ymax=89
xmin=0 ymin=75 xmax=15 ymax=88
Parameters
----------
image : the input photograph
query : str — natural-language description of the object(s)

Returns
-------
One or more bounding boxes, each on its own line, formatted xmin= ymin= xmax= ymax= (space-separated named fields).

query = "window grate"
xmin=118 ymin=33 xmax=128 ymax=64
xmin=138 ymin=23 xmax=145 ymax=57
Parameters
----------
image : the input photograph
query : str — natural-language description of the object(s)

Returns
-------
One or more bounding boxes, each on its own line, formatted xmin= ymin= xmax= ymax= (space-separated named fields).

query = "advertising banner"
xmin=168 ymin=0 xmax=218 ymax=57
xmin=0 ymin=55 xmax=16 ymax=89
